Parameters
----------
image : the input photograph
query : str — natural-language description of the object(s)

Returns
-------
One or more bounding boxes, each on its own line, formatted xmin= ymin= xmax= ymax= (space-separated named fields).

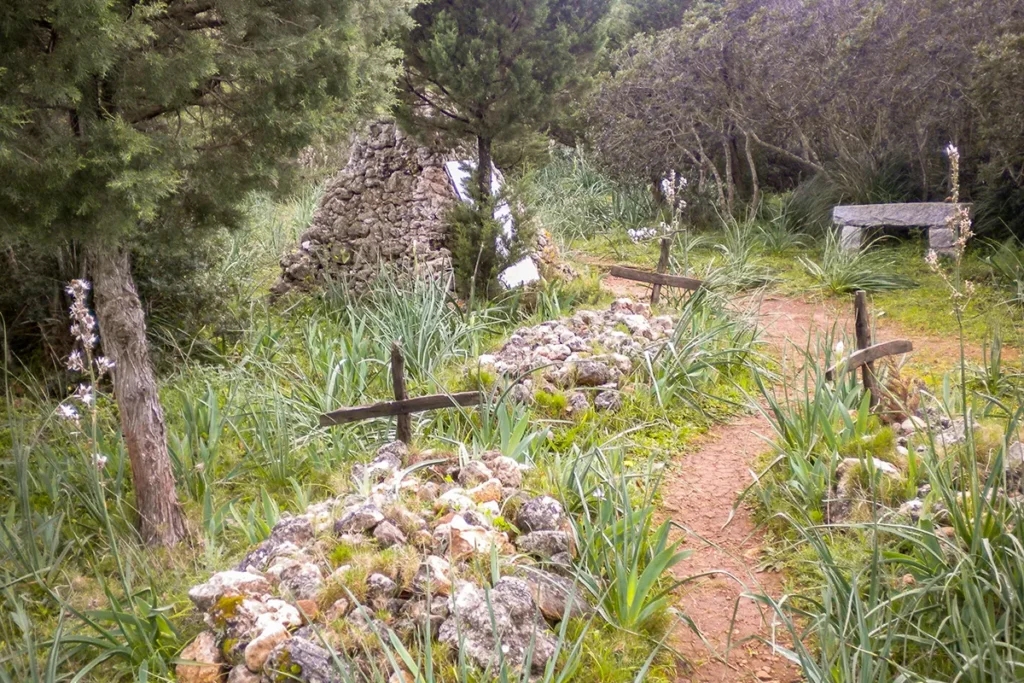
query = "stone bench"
xmin=834 ymin=203 xmax=970 ymax=256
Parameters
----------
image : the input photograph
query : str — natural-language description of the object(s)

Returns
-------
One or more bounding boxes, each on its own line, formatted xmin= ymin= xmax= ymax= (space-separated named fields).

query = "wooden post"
xmin=391 ymin=342 xmax=412 ymax=443
xmin=853 ymin=290 xmax=877 ymax=407
xmin=651 ymin=237 xmax=671 ymax=305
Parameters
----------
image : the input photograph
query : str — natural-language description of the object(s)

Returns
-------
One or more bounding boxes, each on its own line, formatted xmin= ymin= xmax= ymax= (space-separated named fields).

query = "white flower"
xmin=73 ymin=384 xmax=94 ymax=406
xmin=67 ymin=350 xmax=86 ymax=373
xmin=627 ymin=227 xmax=658 ymax=243
xmin=92 ymin=453 xmax=108 ymax=470
xmin=95 ymin=357 xmax=115 ymax=376
xmin=57 ymin=404 xmax=79 ymax=422
xmin=834 ymin=340 xmax=844 ymax=356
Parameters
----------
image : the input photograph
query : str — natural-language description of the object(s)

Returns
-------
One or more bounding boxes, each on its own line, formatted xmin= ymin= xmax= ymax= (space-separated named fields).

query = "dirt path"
xmin=597 ymin=270 xmax=1014 ymax=682
xmin=659 ymin=295 xmax=834 ymax=683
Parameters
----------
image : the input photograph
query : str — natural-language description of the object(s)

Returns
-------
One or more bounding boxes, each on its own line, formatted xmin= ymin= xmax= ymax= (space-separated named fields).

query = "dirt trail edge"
xmin=660 ymin=295 xmax=835 ymax=683
xmin=599 ymin=273 xmax=1006 ymax=682
xmin=604 ymin=274 xmax=844 ymax=683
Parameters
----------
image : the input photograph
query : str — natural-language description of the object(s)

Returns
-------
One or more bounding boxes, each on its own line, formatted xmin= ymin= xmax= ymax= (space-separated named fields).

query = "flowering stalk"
xmin=926 ymin=145 xmax=976 ymax=464
xmin=58 ymin=279 xmax=115 ymax=471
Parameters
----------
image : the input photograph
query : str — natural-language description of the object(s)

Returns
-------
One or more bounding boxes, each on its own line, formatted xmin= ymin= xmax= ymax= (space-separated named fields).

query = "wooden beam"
xmin=609 ymin=266 xmax=703 ymax=292
xmin=391 ymin=342 xmax=412 ymax=443
xmin=853 ymin=291 xmax=877 ymax=407
xmin=651 ymin=238 xmax=671 ymax=305
xmin=319 ymin=392 xmax=483 ymax=427
xmin=825 ymin=340 xmax=913 ymax=381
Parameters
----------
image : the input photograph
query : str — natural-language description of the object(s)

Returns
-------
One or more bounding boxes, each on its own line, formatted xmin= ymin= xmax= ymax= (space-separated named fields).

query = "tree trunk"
xmin=476 ymin=135 xmax=493 ymax=208
xmin=90 ymin=245 xmax=186 ymax=547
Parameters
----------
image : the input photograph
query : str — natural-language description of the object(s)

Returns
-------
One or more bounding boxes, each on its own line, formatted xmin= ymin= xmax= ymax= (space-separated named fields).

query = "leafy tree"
xmin=397 ymin=0 xmax=612 ymax=198
xmin=0 ymin=0 xmax=413 ymax=545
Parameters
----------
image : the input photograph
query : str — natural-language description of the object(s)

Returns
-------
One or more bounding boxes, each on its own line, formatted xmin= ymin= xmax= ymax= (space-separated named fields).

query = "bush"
xmin=446 ymin=188 xmax=535 ymax=300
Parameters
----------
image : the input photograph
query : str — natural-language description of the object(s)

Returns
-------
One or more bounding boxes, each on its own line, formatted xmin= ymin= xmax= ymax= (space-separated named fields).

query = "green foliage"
xmin=524 ymin=149 xmax=657 ymax=242
xmin=639 ymin=292 xmax=757 ymax=412
xmin=397 ymin=0 xmax=612 ymax=156
xmin=0 ymin=0 xmax=413 ymax=246
xmin=800 ymin=233 xmax=917 ymax=294
xmin=446 ymin=191 xmax=535 ymax=300
xmin=566 ymin=447 xmax=687 ymax=632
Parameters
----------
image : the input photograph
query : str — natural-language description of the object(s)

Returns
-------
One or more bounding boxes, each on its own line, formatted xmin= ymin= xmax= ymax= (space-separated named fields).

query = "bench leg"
xmin=839 ymin=224 xmax=863 ymax=251
xmin=928 ymin=225 xmax=956 ymax=256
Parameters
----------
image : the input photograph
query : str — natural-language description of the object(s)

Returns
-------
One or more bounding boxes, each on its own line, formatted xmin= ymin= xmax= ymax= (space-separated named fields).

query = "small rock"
xmin=373 ymin=520 xmax=408 ymax=548
xmin=901 ymin=416 xmax=926 ymax=434
xmin=279 ymin=562 xmax=324 ymax=601
xmin=897 ymin=498 xmax=924 ymax=522
xmin=325 ymin=598 xmax=350 ymax=621
xmin=295 ymin=600 xmax=319 ymax=623
xmin=188 ymin=571 xmax=271 ymax=612
xmin=594 ymin=390 xmax=622 ymax=412
xmin=227 ymin=664 xmax=261 ymax=683
xmin=334 ymin=503 xmax=385 ymax=535
xmin=176 ymin=631 xmax=223 ymax=683
xmin=244 ymin=622 xmax=290 ymax=673
xmin=516 ymin=530 xmax=571 ymax=558
xmin=467 ymin=478 xmax=503 ymax=504
xmin=398 ymin=595 xmax=449 ymax=638
xmin=413 ymin=556 xmax=452 ymax=596
xmin=438 ymin=578 xmax=556 ymax=673
xmin=516 ymin=495 xmax=565 ymax=533
xmin=367 ymin=573 xmax=398 ymax=601
xmin=376 ymin=440 xmax=408 ymax=464
xmin=458 ymin=460 xmax=494 ymax=488
xmin=435 ymin=489 xmax=475 ymax=513
xmin=517 ymin=566 xmax=591 ymax=621
xmin=482 ymin=454 xmax=523 ymax=488
xmin=264 ymin=638 xmax=343 ymax=682
xmin=567 ymin=391 xmax=591 ymax=414
xmin=437 ymin=515 xmax=510 ymax=559
xmin=575 ymin=360 xmax=613 ymax=387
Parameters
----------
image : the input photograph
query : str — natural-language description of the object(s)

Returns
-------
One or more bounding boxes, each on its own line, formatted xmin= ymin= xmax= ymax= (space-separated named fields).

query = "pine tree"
xmin=0 ymin=0 xmax=413 ymax=546
xmin=397 ymin=0 xmax=612 ymax=199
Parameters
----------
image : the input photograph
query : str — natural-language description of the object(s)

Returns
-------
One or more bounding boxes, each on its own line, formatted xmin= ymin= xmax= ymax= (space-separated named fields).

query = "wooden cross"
xmin=610 ymin=237 xmax=703 ymax=305
xmin=824 ymin=290 xmax=913 ymax=407
xmin=319 ymin=342 xmax=482 ymax=443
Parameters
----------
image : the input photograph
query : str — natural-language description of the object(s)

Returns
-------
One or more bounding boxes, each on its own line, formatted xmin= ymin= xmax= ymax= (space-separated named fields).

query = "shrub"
xmin=800 ymin=233 xmax=917 ymax=294
xmin=446 ymin=188 xmax=536 ymax=300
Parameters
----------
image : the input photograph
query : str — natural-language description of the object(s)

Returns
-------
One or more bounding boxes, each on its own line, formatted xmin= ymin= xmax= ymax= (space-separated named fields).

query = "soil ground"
xmin=598 ymin=272 xmax=1005 ymax=683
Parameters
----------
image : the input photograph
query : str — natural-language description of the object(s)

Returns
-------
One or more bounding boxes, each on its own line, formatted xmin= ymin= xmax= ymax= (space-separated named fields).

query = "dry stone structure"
xmin=274 ymin=122 xmax=457 ymax=295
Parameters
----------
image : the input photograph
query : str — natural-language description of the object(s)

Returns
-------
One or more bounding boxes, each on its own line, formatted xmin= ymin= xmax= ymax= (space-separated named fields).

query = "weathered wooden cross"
xmin=609 ymin=237 xmax=704 ymax=305
xmin=825 ymin=290 xmax=913 ymax=407
xmin=319 ymin=342 xmax=482 ymax=443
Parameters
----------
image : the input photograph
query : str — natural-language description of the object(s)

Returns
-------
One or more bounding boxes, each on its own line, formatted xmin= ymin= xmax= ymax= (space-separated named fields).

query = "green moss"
xmin=534 ymin=388 xmax=569 ymax=414
xmin=210 ymin=594 xmax=245 ymax=628
xmin=328 ymin=541 xmax=356 ymax=568
xmin=839 ymin=425 xmax=896 ymax=461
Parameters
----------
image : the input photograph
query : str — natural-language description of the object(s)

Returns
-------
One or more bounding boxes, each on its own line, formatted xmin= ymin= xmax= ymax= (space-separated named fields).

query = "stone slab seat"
xmin=833 ymin=202 xmax=971 ymax=257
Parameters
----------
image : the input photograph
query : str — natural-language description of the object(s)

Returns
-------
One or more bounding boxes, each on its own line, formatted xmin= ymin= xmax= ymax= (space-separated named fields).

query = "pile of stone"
xmin=273 ymin=122 xmax=457 ymax=296
xmin=477 ymin=298 xmax=675 ymax=414
xmin=177 ymin=442 xmax=590 ymax=683
xmin=824 ymin=415 xmax=1024 ymax=524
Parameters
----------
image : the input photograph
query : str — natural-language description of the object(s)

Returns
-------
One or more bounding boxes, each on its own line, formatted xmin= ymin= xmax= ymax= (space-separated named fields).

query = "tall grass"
xmin=638 ymin=292 xmax=759 ymax=412
xmin=527 ymin=151 xmax=657 ymax=243
xmin=800 ymin=232 xmax=917 ymax=294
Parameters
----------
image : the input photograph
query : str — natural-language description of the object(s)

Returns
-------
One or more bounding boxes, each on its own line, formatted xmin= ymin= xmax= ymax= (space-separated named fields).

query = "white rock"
xmin=188 ymin=571 xmax=271 ymax=612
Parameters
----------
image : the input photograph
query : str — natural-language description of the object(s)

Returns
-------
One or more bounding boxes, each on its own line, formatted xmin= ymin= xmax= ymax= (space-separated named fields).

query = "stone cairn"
xmin=177 ymin=441 xmax=591 ymax=683
xmin=274 ymin=122 xmax=457 ymax=296
xmin=479 ymin=298 xmax=676 ymax=413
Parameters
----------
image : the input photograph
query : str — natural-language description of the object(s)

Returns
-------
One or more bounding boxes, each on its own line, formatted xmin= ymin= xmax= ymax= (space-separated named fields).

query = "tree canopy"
xmin=0 ymin=0 xmax=413 ymax=247
xmin=397 ymin=0 xmax=612 ymax=193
